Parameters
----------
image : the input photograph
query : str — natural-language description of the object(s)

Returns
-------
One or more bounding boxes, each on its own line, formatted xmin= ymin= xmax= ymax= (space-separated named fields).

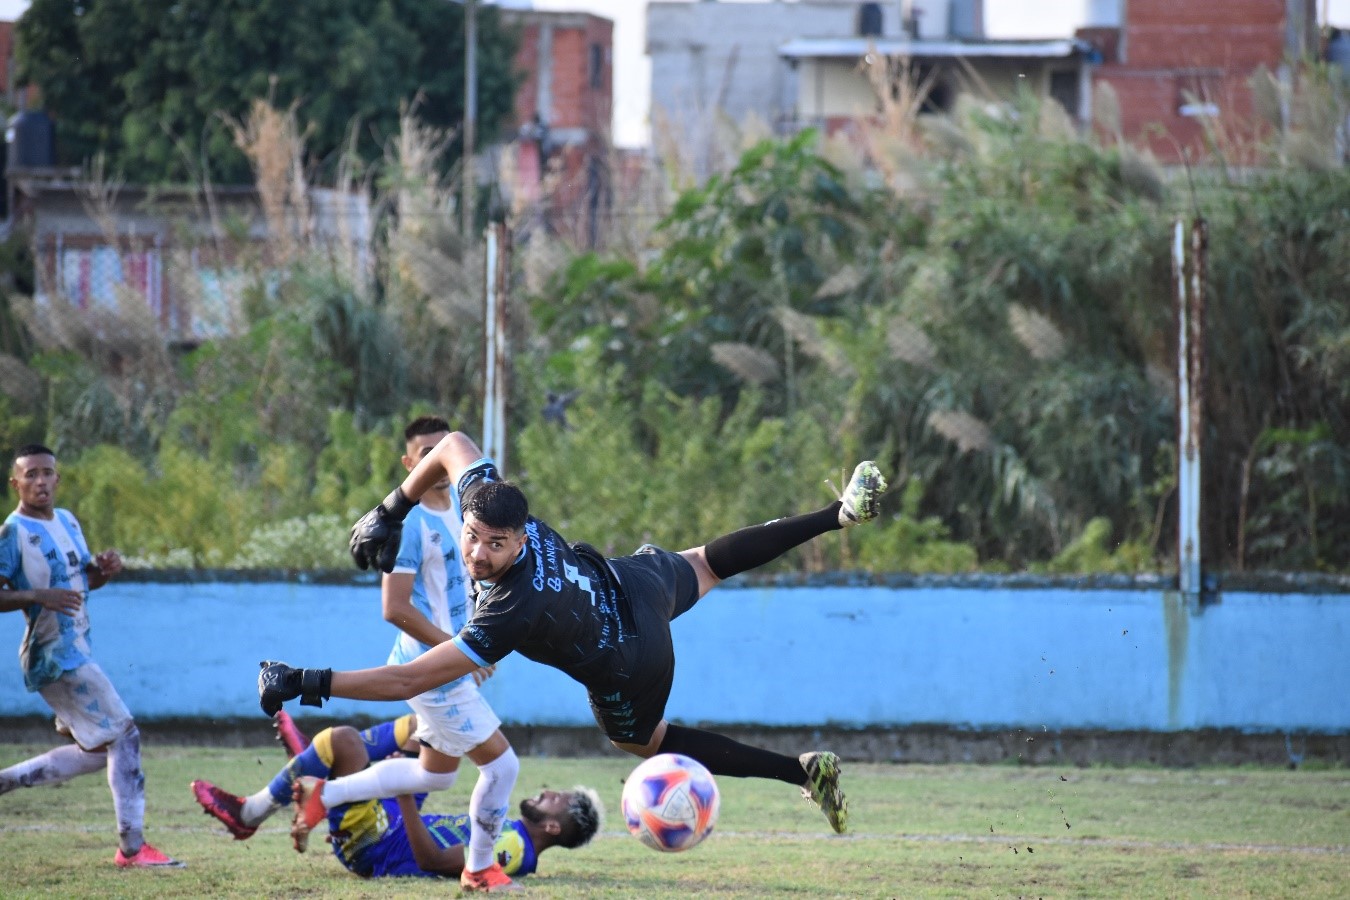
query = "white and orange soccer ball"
xmin=621 ymin=753 xmax=721 ymax=852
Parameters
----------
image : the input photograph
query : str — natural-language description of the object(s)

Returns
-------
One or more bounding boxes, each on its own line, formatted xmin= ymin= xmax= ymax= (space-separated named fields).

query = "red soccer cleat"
xmin=460 ymin=861 xmax=520 ymax=893
xmin=190 ymin=779 xmax=257 ymax=840
xmin=273 ymin=709 xmax=311 ymax=757
xmin=114 ymin=842 xmax=185 ymax=868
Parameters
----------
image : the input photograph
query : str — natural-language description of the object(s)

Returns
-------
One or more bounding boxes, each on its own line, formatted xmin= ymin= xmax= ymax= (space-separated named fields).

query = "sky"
xmin=2 ymin=0 xmax=1348 ymax=148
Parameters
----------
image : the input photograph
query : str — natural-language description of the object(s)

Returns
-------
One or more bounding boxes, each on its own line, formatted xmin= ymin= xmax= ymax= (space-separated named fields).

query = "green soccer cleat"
xmin=838 ymin=461 xmax=887 ymax=527
xmin=800 ymin=750 xmax=849 ymax=833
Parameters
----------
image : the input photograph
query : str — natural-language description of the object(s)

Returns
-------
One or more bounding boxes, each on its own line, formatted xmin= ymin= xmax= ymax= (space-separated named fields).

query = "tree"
xmin=16 ymin=0 xmax=520 ymax=183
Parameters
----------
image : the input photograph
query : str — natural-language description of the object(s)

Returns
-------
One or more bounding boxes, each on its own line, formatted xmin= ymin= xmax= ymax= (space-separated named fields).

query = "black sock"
xmin=703 ymin=503 xmax=843 ymax=580
xmin=657 ymin=724 xmax=805 ymax=784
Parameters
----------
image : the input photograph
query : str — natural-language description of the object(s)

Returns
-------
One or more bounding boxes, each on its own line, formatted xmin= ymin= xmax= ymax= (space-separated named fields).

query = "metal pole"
xmin=483 ymin=224 xmax=499 ymax=464
xmin=482 ymin=222 xmax=510 ymax=471
xmin=492 ymin=222 xmax=509 ymax=473
xmin=1174 ymin=218 xmax=1203 ymax=599
xmin=1188 ymin=217 xmax=1207 ymax=586
xmin=462 ymin=0 xmax=477 ymax=237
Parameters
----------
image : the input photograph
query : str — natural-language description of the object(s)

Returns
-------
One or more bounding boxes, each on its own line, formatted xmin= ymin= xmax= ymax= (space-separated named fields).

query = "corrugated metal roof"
xmin=779 ymin=37 xmax=1088 ymax=60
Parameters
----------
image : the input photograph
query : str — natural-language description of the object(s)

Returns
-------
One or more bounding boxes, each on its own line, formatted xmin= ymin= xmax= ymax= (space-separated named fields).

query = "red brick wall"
xmin=511 ymin=14 xmax=612 ymax=133
xmin=1123 ymin=0 xmax=1283 ymax=28
xmin=1124 ymin=24 xmax=1285 ymax=69
xmin=0 ymin=21 xmax=12 ymax=95
xmin=506 ymin=12 xmax=614 ymax=247
xmin=1092 ymin=0 xmax=1312 ymax=161
xmin=514 ymin=22 xmax=542 ymax=125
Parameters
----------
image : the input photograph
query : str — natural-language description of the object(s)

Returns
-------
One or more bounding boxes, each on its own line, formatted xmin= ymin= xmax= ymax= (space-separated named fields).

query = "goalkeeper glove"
xmin=258 ymin=660 xmax=331 ymax=716
xmin=349 ymin=487 xmax=418 ymax=573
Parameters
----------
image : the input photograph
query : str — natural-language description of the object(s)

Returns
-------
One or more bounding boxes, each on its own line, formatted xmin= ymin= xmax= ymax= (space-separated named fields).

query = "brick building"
xmin=1082 ymin=0 xmax=1319 ymax=161
xmin=648 ymin=0 xmax=1095 ymax=178
xmin=0 ymin=19 xmax=14 ymax=98
xmin=501 ymin=8 xmax=613 ymax=247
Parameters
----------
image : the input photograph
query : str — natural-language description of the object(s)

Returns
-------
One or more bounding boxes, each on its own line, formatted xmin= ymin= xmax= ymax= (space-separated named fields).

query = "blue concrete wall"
xmin=1 ymin=577 xmax=1347 ymax=732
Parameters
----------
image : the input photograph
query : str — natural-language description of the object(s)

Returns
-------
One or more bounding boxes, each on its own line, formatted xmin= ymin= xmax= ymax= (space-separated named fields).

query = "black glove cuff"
xmin=380 ymin=486 xmax=418 ymax=522
xmin=299 ymin=668 xmax=332 ymax=707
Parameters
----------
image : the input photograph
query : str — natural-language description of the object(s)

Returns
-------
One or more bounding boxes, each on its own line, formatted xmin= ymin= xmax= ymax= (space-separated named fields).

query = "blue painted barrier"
xmin=1 ymin=574 xmax=1346 ymax=733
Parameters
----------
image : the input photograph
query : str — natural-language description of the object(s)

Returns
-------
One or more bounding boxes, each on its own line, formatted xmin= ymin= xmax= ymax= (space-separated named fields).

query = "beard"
xmin=518 ymin=796 xmax=546 ymax=824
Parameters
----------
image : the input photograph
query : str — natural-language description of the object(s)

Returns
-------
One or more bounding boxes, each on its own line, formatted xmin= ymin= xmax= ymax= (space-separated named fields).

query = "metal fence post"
xmin=1174 ymin=217 xmax=1207 ymax=600
xmin=482 ymin=222 xmax=510 ymax=472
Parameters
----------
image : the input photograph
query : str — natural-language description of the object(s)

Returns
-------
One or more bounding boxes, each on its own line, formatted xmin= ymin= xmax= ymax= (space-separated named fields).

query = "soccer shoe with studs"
xmin=461 ymin=861 xmax=521 ymax=893
xmin=114 ymin=843 xmax=185 ymax=868
xmin=838 ymin=461 xmax=887 ymax=527
xmin=290 ymin=776 xmax=328 ymax=853
xmin=273 ymin=709 xmax=311 ymax=758
xmin=800 ymin=750 xmax=849 ymax=834
xmin=190 ymin=779 xmax=257 ymax=840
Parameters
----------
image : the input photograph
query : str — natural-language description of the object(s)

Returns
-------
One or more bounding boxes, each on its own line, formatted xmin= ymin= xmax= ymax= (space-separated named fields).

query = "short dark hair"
xmin=463 ymin=480 xmax=529 ymax=532
xmin=558 ymin=787 xmax=603 ymax=849
xmin=404 ymin=416 xmax=451 ymax=441
xmin=14 ymin=444 xmax=54 ymax=463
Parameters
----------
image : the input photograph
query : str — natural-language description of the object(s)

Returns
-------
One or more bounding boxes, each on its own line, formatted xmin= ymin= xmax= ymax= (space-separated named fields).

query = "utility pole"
xmin=462 ymin=0 xmax=477 ymax=237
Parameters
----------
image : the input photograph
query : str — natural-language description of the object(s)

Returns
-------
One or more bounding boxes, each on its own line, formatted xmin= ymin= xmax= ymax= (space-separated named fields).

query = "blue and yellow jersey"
xmin=328 ymin=797 xmax=538 ymax=879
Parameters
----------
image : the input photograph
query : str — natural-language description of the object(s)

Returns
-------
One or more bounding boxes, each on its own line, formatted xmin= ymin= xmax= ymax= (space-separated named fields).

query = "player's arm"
xmin=0 ymin=574 xmax=81 ymax=615
xmin=330 ymin=640 xmax=478 ymax=700
xmin=0 ymin=536 xmax=69 ymax=614
xmin=404 ymin=431 xmax=484 ymax=502
xmin=0 ymin=587 xmax=82 ymax=615
xmin=396 ymin=795 xmax=466 ymax=876
xmin=351 ymin=432 xmax=488 ymax=573
xmin=383 ymin=573 xmax=495 ymax=682
xmin=382 ymin=572 xmax=453 ymax=646
xmin=259 ymin=639 xmax=482 ymax=713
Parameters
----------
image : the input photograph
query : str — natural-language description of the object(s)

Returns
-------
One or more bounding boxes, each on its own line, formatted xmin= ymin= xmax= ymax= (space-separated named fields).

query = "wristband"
xmin=299 ymin=668 xmax=332 ymax=707
xmin=381 ymin=486 xmax=418 ymax=521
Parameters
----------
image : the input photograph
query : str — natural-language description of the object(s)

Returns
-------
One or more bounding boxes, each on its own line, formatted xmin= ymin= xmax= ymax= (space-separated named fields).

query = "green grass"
xmin=2 ymin=742 xmax=1347 ymax=898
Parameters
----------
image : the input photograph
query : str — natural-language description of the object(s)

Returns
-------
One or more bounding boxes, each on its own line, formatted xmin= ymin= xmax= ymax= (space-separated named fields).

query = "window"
xmin=589 ymin=43 xmax=605 ymax=89
xmin=1049 ymin=69 xmax=1079 ymax=118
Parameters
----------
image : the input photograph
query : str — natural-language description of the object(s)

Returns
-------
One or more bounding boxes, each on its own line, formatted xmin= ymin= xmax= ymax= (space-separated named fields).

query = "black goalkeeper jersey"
xmin=452 ymin=460 xmax=635 ymax=691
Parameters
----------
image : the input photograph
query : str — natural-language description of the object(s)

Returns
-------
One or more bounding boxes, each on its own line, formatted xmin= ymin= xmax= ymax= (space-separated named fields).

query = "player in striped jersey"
xmin=283 ymin=417 xmax=522 ymax=892
xmin=0 ymin=444 xmax=182 ymax=868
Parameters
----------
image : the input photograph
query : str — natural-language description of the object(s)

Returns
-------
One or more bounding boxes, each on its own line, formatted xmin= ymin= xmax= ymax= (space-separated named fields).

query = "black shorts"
xmin=586 ymin=547 xmax=700 ymax=745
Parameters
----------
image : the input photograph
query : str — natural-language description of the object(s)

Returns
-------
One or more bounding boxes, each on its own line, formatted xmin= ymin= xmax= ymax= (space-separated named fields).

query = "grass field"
xmin=2 ymin=742 xmax=1347 ymax=898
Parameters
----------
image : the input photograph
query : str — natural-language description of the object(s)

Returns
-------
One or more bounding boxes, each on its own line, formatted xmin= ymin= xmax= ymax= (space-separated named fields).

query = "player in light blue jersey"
xmin=288 ymin=417 xmax=522 ymax=893
xmin=0 ymin=444 xmax=183 ymax=869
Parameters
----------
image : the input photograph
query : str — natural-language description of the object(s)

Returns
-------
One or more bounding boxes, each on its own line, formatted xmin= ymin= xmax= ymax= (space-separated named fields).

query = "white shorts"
xmin=37 ymin=662 xmax=134 ymax=751
xmin=408 ymin=681 xmax=502 ymax=757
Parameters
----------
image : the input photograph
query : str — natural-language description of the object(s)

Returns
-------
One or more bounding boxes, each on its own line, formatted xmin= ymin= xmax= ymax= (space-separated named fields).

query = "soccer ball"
xmin=621 ymin=753 xmax=721 ymax=852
